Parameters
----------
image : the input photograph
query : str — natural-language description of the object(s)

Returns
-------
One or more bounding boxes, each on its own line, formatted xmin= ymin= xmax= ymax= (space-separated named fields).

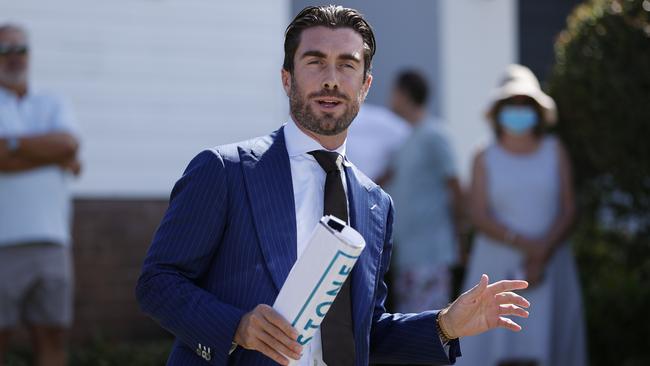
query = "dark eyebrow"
xmin=300 ymin=50 xmax=327 ymax=60
xmin=300 ymin=50 xmax=361 ymax=64
xmin=337 ymin=53 xmax=361 ymax=64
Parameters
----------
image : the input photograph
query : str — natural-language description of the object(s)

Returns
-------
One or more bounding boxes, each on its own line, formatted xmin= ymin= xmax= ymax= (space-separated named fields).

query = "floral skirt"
xmin=394 ymin=264 xmax=451 ymax=313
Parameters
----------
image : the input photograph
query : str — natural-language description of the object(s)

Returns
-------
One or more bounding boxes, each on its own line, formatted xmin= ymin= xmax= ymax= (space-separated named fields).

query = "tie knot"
xmin=309 ymin=150 xmax=342 ymax=174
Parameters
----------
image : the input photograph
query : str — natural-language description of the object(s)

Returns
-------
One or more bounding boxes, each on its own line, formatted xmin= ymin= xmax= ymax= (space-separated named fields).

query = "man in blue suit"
xmin=136 ymin=5 xmax=531 ymax=366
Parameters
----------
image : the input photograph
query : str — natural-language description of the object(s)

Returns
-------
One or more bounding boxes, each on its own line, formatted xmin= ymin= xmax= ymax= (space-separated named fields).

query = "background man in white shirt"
xmin=345 ymin=103 xmax=411 ymax=184
xmin=0 ymin=24 xmax=81 ymax=366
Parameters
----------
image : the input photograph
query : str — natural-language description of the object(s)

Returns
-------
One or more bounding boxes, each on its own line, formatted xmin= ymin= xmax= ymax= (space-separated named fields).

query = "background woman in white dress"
xmin=456 ymin=65 xmax=587 ymax=366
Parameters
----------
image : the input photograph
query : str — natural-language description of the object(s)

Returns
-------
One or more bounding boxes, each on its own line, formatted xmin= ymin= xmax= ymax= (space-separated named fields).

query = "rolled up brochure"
xmin=273 ymin=215 xmax=366 ymax=363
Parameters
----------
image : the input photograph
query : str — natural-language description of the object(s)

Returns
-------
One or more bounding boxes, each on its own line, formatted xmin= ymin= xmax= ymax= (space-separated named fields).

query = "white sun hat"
xmin=486 ymin=64 xmax=558 ymax=126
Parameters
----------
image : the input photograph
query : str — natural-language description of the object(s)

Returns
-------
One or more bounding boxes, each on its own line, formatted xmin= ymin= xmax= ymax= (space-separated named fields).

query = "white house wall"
xmin=1 ymin=0 xmax=290 ymax=197
xmin=439 ymin=0 xmax=518 ymax=183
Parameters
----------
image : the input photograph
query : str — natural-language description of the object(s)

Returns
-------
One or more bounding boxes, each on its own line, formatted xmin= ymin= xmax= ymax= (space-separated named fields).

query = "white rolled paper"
xmin=273 ymin=215 xmax=366 ymax=364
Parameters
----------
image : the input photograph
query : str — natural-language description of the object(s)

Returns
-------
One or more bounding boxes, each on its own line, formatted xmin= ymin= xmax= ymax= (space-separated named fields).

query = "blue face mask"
xmin=497 ymin=106 xmax=538 ymax=134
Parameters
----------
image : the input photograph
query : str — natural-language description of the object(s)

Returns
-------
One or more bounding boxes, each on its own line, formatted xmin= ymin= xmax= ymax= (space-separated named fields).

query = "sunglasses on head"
xmin=0 ymin=44 xmax=29 ymax=56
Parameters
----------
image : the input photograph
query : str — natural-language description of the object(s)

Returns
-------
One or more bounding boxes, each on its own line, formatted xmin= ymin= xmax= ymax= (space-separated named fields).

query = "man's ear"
xmin=281 ymin=68 xmax=292 ymax=97
xmin=361 ymin=73 xmax=373 ymax=101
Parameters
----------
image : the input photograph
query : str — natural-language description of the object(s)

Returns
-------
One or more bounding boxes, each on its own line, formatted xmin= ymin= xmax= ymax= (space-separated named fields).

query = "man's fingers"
xmin=498 ymin=304 xmax=529 ymax=318
xmin=463 ymin=274 xmax=489 ymax=301
xmin=258 ymin=328 xmax=302 ymax=361
xmin=488 ymin=279 xmax=529 ymax=295
xmin=261 ymin=305 xmax=300 ymax=339
xmin=495 ymin=292 xmax=530 ymax=308
xmin=236 ymin=305 xmax=303 ymax=364
xmin=497 ymin=316 xmax=522 ymax=332
xmin=255 ymin=337 xmax=291 ymax=366
xmin=259 ymin=306 xmax=302 ymax=355
xmin=262 ymin=319 xmax=302 ymax=356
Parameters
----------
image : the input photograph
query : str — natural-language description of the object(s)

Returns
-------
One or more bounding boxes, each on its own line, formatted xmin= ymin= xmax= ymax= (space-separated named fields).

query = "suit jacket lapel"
xmin=240 ymin=128 xmax=297 ymax=292
xmin=345 ymin=164 xmax=384 ymax=337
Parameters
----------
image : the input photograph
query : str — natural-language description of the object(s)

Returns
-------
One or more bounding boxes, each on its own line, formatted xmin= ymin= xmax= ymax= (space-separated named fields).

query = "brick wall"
xmin=71 ymin=198 xmax=170 ymax=342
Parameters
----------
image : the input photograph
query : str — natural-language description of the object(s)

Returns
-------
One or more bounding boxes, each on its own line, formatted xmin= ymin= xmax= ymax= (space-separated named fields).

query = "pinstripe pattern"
xmin=136 ymin=127 xmax=460 ymax=365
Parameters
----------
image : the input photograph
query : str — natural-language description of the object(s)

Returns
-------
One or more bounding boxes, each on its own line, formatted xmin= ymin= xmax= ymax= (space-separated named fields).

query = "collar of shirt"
xmin=0 ymin=85 xmax=32 ymax=101
xmin=283 ymin=117 xmax=347 ymax=159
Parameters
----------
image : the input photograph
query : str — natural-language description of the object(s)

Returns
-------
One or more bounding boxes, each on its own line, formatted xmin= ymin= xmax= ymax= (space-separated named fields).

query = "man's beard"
xmin=0 ymin=68 xmax=27 ymax=86
xmin=289 ymin=75 xmax=361 ymax=136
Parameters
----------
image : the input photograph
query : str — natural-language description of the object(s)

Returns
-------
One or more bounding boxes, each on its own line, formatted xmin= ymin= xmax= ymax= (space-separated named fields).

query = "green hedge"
xmin=548 ymin=0 xmax=650 ymax=365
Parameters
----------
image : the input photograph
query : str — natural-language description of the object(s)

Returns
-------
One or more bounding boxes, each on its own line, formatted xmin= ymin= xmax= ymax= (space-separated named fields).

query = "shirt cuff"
xmin=440 ymin=335 xmax=451 ymax=354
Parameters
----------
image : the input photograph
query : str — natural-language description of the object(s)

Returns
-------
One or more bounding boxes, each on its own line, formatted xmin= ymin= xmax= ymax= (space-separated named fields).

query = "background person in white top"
xmin=457 ymin=64 xmax=587 ymax=366
xmin=0 ymin=24 xmax=81 ymax=366
xmin=345 ymin=103 xmax=411 ymax=184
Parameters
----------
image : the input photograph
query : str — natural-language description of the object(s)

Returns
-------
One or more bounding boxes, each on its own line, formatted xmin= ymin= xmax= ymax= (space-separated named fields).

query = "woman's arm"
xmin=469 ymin=150 xmax=532 ymax=253
xmin=541 ymin=139 xmax=577 ymax=254
xmin=524 ymin=139 xmax=576 ymax=286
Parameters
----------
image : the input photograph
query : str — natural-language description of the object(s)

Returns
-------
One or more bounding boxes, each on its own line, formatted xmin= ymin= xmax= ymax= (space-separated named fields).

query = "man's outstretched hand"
xmin=439 ymin=274 xmax=530 ymax=339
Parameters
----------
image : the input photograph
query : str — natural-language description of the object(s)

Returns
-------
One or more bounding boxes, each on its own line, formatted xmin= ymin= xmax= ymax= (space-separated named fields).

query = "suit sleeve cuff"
xmin=435 ymin=312 xmax=461 ymax=364
xmin=446 ymin=338 xmax=461 ymax=364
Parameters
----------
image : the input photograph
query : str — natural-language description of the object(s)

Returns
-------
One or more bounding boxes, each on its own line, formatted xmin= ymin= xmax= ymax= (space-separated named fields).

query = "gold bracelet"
xmin=437 ymin=311 xmax=457 ymax=342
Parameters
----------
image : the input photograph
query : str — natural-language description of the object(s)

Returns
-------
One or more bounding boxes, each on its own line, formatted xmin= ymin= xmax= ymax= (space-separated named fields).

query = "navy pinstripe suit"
xmin=136 ymin=127 xmax=461 ymax=365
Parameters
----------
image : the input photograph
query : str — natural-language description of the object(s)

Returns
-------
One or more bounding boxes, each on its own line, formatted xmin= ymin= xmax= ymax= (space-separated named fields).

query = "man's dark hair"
xmin=283 ymin=5 xmax=376 ymax=79
xmin=395 ymin=70 xmax=430 ymax=107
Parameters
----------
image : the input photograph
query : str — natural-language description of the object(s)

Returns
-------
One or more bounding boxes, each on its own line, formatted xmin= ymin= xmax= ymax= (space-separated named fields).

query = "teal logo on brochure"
xmin=292 ymin=250 xmax=357 ymax=345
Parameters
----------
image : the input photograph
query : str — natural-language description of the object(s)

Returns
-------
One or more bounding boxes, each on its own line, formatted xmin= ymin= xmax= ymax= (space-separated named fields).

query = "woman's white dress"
xmin=456 ymin=136 xmax=587 ymax=366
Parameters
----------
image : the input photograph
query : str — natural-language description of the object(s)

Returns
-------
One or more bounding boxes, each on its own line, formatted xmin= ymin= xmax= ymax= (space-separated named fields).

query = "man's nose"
xmin=321 ymin=65 xmax=339 ymax=90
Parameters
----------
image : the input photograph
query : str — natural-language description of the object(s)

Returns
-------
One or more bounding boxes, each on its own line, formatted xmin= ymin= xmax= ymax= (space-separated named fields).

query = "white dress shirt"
xmin=283 ymin=118 xmax=348 ymax=366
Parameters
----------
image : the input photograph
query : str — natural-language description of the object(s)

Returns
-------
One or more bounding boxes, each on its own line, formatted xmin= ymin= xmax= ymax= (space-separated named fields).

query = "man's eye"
xmin=307 ymin=60 xmax=321 ymax=65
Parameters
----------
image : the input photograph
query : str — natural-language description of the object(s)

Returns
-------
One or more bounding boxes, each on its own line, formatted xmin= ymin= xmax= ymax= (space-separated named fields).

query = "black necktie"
xmin=309 ymin=150 xmax=355 ymax=366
